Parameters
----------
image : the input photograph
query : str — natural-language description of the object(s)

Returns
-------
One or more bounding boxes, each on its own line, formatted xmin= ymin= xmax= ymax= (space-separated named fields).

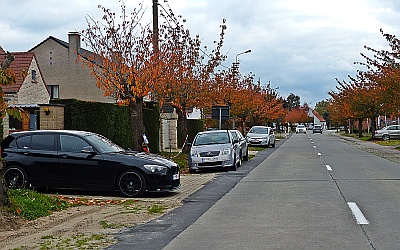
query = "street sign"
xmin=212 ymin=106 xmax=230 ymax=129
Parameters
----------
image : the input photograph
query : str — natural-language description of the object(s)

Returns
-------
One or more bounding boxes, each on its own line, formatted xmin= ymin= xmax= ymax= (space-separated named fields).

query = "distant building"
xmin=309 ymin=109 xmax=326 ymax=128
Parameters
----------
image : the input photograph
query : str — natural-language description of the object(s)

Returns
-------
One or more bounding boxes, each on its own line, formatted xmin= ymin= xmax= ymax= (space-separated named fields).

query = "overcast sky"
xmin=1 ymin=0 xmax=400 ymax=107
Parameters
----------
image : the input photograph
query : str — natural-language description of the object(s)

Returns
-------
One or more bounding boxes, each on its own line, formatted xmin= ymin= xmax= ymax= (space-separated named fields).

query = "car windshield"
xmin=194 ymin=132 xmax=231 ymax=146
xmin=85 ymin=134 xmax=124 ymax=153
xmin=297 ymin=125 xmax=305 ymax=128
xmin=249 ymin=127 xmax=269 ymax=134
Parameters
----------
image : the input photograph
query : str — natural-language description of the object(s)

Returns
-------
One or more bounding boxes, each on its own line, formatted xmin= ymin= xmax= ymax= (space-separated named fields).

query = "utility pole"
xmin=152 ymin=0 xmax=159 ymax=53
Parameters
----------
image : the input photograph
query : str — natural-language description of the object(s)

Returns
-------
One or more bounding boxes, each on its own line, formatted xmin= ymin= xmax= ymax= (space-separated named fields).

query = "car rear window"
xmin=16 ymin=136 xmax=31 ymax=149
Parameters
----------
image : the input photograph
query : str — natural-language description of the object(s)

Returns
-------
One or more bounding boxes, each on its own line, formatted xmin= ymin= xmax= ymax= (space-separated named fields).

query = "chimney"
xmin=68 ymin=32 xmax=81 ymax=60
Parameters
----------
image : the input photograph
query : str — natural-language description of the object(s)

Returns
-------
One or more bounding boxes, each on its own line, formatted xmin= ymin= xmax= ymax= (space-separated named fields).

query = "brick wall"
xmin=39 ymin=105 xmax=64 ymax=130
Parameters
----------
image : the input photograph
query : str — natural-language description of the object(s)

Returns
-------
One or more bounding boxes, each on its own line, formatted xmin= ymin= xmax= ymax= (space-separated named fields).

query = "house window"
xmin=48 ymin=85 xmax=59 ymax=99
xmin=31 ymin=70 xmax=37 ymax=82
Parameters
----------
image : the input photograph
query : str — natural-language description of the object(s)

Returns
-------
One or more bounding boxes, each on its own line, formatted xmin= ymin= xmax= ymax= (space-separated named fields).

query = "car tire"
xmin=243 ymin=149 xmax=249 ymax=161
xmin=272 ymin=142 xmax=275 ymax=148
xmin=382 ymin=134 xmax=390 ymax=141
xmin=4 ymin=166 xmax=29 ymax=189
xmin=230 ymin=155 xmax=238 ymax=171
xmin=117 ymin=170 xmax=147 ymax=198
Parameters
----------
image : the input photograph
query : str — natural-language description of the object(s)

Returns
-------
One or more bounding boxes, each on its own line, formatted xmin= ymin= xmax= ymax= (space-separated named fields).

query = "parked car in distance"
xmin=229 ymin=129 xmax=249 ymax=162
xmin=187 ymin=130 xmax=242 ymax=174
xmin=1 ymin=130 xmax=180 ymax=198
xmin=373 ymin=125 xmax=400 ymax=141
xmin=295 ymin=124 xmax=307 ymax=134
xmin=312 ymin=124 xmax=323 ymax=134
xmin=245 ymin=126 xmax=276 ymax=147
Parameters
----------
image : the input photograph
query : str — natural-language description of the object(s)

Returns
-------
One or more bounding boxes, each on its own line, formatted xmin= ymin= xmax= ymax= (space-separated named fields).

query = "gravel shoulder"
xmin=0 ymin=173 xmax=216 ymax=250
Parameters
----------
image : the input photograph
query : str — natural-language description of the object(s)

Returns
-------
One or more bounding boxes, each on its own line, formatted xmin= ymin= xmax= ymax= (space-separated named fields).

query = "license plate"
xmin=202 ymin=156 xmax=218 ymax=162
xmin=173 ymin=173 xmax=180 ymax=180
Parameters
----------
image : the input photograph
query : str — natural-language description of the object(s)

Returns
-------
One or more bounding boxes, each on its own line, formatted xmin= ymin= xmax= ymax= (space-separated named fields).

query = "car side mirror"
xmin=81 ymin=146 xmax=96 ymax=154
xmin=233 ymin=139 xmax=239 ymax=144
xmin=187 ymin=142 xmax=192 ymax=147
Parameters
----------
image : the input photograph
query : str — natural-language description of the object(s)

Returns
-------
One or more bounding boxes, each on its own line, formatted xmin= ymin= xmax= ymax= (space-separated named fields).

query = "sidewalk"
xmin=329 ymin=131 xmax=400 ymax=164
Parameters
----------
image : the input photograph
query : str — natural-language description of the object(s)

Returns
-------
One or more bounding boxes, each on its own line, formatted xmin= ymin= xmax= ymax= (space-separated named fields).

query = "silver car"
xmin=245 ymin=126 xmax=276 ymax=147
xmin=188 ymin=130 xmax=242 ymax=174
xmin=229 ymin=129 xmax=249 ymax=161
xmin=374 ymin=125 xmax=400 ymax=141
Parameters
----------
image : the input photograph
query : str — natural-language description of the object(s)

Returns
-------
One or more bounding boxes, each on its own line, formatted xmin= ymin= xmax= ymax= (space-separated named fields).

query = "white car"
xmin=296 ymin=125 xmax=307 ymax=134
xmin=245 ymin=126 xmax=276 ymax=147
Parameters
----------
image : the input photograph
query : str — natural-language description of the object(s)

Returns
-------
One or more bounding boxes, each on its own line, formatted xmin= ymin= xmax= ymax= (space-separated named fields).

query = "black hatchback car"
xmin=1 ymin=130 xmax=180 ymax=197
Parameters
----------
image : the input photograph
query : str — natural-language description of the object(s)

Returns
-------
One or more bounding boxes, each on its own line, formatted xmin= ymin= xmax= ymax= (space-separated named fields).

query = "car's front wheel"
xmin=382 ymin=134 xmax=390 ymax=141
xmin=118 ymin=170 xmax=147 ymax=197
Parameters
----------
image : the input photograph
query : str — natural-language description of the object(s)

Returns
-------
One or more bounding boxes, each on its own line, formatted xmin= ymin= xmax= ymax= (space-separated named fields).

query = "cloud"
xmin=1 ymin=0 xmax=400 ymax=106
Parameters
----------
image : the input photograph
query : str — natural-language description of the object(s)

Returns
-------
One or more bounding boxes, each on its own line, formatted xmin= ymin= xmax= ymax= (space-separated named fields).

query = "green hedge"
xmin=187 ymin=119 xmax=204 ymax=143
xmin=143 ymin=102 xmax=160 ymax=153
xmin=50 ymin=99 xmax=159 ymax=151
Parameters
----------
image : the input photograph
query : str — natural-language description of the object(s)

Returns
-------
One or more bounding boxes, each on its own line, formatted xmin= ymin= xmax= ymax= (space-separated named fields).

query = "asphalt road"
xmin=111 ymin=132 xmax=400 ymax=249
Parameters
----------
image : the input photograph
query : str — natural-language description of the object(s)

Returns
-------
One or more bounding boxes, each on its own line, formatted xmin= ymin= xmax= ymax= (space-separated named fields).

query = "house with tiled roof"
xmin=309 ymin=109 xmax=326 ymax=128
xmin=29 ymin=32 xmax=114 ymax=103
xmin=1 ymin=52 xmax=49 ymax=105
xmin=0 ymin=51 xmax=64 ymax=137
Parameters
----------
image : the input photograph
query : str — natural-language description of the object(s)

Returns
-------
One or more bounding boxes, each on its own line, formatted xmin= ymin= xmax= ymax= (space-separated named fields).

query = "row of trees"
xmin=328 ymin=29 xmax=400 ymax=137
xmin=80 ymin=2 xmax=287 ymax=149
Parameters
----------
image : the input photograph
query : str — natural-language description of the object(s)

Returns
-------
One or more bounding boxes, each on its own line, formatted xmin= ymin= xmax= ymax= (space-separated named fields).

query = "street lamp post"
xmin=232 ymin=49 xmax=251 ymax=129
xmin=236 ymin=49 xmax=252 ymax=64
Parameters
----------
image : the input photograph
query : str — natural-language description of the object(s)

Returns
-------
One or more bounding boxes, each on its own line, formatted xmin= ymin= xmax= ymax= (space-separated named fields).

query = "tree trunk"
xmin=0 ymin=161 xmax=9 ymax=207
xmin=176 ymin=108 xmax=188 ymax=148
xmin=129 ymin=99 xmax=146 ymax=151
xmin=370 ymin=116 xmax=377 ymax=138
xmin=358 ymin=118 xmax=363 ymax=138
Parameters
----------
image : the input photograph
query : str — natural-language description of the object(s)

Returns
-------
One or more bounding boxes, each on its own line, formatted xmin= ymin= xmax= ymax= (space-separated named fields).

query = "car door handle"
xmin=60 ymin=154 xmax=69 ymax=159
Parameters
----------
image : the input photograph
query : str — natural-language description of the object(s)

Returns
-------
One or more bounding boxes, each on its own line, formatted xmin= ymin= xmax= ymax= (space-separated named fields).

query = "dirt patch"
xmin=0 ymin=173 xmax=216 ymax=250
xmin=1 ymin=200 xmax=181 ymax=250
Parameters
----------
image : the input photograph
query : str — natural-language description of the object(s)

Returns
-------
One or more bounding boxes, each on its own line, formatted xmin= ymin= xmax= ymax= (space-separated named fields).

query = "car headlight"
xmin=190 ymin=150 xmax=199 ymax=157
xmin=222 ymin=148 xmax=231 ymax=155
xmin=144 ymin=165 xmax=168 ymax=174
xmin=262 ymin=136 xmax=268 ymax=139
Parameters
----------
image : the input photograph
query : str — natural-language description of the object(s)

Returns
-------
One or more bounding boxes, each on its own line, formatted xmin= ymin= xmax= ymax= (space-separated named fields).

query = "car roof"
xmin=250 ymin=126 xmax=271 ymax=129
xmin=197 ymin=130 xmax=230 ymax=134
xmin=9 ymin=130 xmax=95 ymax=137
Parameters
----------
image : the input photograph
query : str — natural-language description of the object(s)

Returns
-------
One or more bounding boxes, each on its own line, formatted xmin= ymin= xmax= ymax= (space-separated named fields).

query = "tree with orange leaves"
xmin=329 ymin=29 xmax=400 ymax=137
xmin=81 ymin=3 xmax=163 ymax=150
xmin=285 ymin=108 xmax=309 ymax=124
xmin=153 ymin=8 xmax=227 ymax=146
xmin=0 ymin=51 xmax=26 ymax=205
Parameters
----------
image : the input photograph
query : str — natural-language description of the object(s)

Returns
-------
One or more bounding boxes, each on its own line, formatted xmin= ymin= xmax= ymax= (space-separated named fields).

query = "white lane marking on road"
xmin=317 ymin=153 xmax=321 ymax=156
xmin=313 ymin=145 xmax=316 ymax=148
xmin=347 ymin=202 xmax=369 ymax=225
xmin=326 ymin=165 xmax=332 ymax=171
